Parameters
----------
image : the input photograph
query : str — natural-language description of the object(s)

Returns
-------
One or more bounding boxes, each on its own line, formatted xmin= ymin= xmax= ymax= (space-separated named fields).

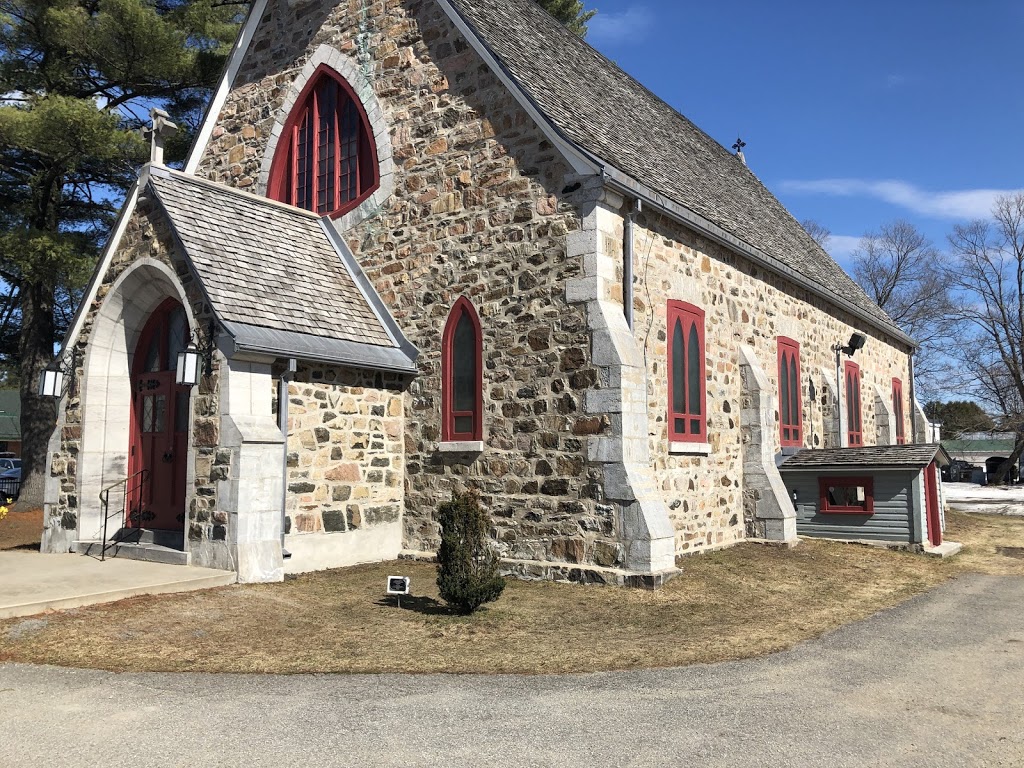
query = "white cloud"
xmin=824 ymin=234 xmax=862 ymax=262
xmin=885 ymin=73 xmax=908 ymax=89
xmin=587 ymin=6 xmax=655 ymax=46
xmin=779 ymin=178 xmax=1024 ymax=220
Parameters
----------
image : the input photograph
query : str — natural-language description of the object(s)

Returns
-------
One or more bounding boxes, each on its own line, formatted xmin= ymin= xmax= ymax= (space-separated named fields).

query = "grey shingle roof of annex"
xmin=444 ymin=0 xmax=907 ymax=342
xmin=779 ymin=445 xmax=950 ymax=469
xmin=147 ymin=167 xmax=394 ymax=349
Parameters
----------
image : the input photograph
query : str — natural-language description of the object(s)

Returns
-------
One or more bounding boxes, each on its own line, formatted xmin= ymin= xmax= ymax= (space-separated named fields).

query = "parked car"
xmin=942 ymin=459 xmax=973 ymax=483
xmin=0 ymin=457 xmax=21 ymax=499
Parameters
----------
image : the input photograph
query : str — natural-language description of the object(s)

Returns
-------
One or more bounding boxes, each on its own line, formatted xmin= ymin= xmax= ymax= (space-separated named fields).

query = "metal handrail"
xmin=99 ymin=469 xmax=150 ymax=561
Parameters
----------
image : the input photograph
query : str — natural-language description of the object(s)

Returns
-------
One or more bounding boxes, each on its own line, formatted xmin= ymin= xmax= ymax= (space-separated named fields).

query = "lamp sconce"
xmin=38 ymin=349 xmax=80 ymax=399
xmin=176 ymin=322 xmax=217 ymax=387
xmin=833 ymin=332 xmax=867 ymax=358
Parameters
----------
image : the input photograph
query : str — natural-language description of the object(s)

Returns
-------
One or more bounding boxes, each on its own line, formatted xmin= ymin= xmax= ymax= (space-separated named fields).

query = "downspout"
xmin=834 ymin=344 xmax=843 ymax=448
xmin=623 ymin=199 xmax=641 ymax=331
xmin=278 ymin=358 xmax=297 ymax=559
xmin=908 ymin=352 xmax=918 ymax=443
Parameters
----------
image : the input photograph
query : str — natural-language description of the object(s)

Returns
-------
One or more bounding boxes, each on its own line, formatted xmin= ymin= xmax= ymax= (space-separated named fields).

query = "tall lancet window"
xmin=778 ymin=337 xmax=803 ymax=447
xmin=442 ymin=298 xmax=483 ymax=442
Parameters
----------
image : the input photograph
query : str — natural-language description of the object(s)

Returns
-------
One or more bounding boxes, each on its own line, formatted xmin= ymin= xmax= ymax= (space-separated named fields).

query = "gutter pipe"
xmin=279 ymin=358 xmax=296 ymax=559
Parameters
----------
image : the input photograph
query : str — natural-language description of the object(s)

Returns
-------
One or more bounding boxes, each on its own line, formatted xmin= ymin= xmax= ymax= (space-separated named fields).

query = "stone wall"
xmin=620 ymin=207 xmax=914 ymax=555
xmin=195 ymin=0 xmax=624 ymax=571
xmin=283 ymin=365 xmax=405 ymax=537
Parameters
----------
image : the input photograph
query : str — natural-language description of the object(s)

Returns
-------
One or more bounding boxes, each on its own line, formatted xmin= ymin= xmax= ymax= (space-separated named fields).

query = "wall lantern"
xmin=38 ymin=349 xmax=80 ymax=399
xmin=38 ymin=366 xmax=64 ymax=398
xmin=175 ymin=322 xmax=217 ymax=387
xmin=175 ymin=345 xmax=202 ymax=387
xmin=838 ymin=332 xmax=867 ymax=357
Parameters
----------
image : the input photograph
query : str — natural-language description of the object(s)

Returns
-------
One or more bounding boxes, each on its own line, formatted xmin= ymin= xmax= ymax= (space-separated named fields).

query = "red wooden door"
xmin=128 ymin=300 xmax=190 ymax=532
xmin=924 ymin=460 xmax=942 ymax=546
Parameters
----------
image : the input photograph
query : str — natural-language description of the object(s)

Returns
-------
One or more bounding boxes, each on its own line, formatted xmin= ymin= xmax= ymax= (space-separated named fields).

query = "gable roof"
xmin=442 ymin=0 xmax=911 ymax=345
xmin=146 ymin=166 xmax=417 ymax=373
xmin=779 ymin=444 xmax=951 ymax=471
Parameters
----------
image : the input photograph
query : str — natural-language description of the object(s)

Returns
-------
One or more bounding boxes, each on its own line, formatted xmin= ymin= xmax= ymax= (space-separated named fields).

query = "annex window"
xmin=667 ymin=301 xmax=706 ymax=443
xmin=778 ymin=337 xmax=802 ymax=447
xmin=267 ymin=65 xmax=379 ymax=217
xmin=818 ymin=476 xmax=874 ymax=514
xmin=845 ymin=360 xmax=863 ymax=446
xmin=442 ymin=297 xmax=483 ymax=442
xmin=892 ymin=378 xmax=906 ymax=445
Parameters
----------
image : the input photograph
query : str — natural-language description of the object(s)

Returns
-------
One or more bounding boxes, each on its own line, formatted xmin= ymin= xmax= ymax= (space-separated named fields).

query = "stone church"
xmin=40 ymin=0 xmax=926 ymax=584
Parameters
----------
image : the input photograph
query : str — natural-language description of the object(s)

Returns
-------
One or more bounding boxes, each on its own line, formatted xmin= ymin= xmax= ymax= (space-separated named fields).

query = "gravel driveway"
xmin=1 ymin=573 xmax=1022 ymax=767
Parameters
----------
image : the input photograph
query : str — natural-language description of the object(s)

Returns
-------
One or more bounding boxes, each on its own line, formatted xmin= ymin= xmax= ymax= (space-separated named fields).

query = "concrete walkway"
xmin=1 ymin=574 xmax=1022 ymax=767
xmin=0 ymin=551 xmax=236 ymax=619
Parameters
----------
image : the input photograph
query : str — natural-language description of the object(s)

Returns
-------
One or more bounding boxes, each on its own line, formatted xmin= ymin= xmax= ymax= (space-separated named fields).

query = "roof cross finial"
xmin=732 ymin=136 xmax=747 ymax=166
xmin=144 ymin=107 xmax=178 ymax=167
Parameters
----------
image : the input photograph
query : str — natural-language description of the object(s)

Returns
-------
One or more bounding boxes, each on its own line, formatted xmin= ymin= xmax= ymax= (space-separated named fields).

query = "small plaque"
xmin=387 ymin=576 xmax=410 ymax=595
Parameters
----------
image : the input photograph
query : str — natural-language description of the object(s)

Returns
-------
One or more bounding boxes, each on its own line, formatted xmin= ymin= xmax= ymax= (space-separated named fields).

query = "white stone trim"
xmin=873 ymin=383 xmax=897 ymax=446
xmin=668 ymin=441 xmax=711 ymax=456
xmin=184 ymin=0 xmax=270 ymax=174
xmin=256 ymin=44 xmax=395 ymax=233
xmin=437 ymin=441 xmax=485 ymax=453
xmin=70 ymin=259 xmax=199 ymax=545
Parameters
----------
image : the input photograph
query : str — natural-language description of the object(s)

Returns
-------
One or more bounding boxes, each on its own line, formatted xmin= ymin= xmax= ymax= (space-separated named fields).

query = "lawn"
xmin=0 ymin=510 xmax=1021 ymax=674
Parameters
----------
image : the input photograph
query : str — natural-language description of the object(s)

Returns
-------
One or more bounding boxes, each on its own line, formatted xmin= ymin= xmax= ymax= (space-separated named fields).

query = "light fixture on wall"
xmin=838 ymin=332 xmax=866 ymax=357
xmin=175 ymin=322 xmax=217 ymax=387
xmin=38 ymin=349 xmax=80 ymax=399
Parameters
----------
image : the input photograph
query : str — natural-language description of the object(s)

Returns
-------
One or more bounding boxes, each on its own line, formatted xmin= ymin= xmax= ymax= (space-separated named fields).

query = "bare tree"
xmin=850 ymin=220 xmax=953 ymax=399
xmin=801 ymin=219 xmax=831 ymax=250
xmin=947 ymin=193 xmax=1024 ymax=483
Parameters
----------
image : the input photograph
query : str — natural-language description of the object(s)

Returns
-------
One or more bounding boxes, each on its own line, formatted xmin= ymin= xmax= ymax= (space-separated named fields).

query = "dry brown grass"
xmin=1 ymin=510 xmax=1022 ymax=674
xmin=0 ymin=505 xmax=42 ymax=551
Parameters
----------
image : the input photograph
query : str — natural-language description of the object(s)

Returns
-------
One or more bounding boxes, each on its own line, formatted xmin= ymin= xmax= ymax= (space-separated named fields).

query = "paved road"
xmin=1 ymin=574 xmax=1023 ymax=767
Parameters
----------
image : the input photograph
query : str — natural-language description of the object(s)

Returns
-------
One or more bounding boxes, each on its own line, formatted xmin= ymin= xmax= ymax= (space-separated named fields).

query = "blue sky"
xmin=584 ymin=0 xmax=1024 ymax=267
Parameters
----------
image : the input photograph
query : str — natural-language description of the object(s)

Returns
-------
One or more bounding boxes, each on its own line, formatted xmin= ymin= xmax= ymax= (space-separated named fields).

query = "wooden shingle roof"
xmin=779 ymin=445 xmax=951 ymax=471
xmin=445 ymin=0 xmax=908 ymax=342
xmin=146 ymin=167 xmax=417 ymax=373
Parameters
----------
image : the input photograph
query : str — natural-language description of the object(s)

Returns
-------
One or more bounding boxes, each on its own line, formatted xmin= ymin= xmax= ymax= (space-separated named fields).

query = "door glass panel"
xmin=143 ymin=395 xmax=154 ymax=433
xmin=166 ymin=307 xmax=187 ymax=373
xmin=144 ymin=332 xmax=161 ymax=372
xmin=154 ymin=395 xmax=167 ymax=434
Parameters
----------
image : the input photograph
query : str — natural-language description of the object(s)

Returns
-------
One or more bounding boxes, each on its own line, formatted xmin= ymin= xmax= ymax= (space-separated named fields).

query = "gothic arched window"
xmin=442 ymin=298 xmax=483 ymax=442
xmin=778 ymin=336 xmax=802 ymax=447
xmin=667 ymin=300 xmax=706 ymax=443
xmin=268 ymin=65 xmax=379 ymax=217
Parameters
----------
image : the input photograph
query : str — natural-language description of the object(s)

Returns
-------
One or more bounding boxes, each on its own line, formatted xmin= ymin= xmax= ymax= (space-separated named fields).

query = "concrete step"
xmin=924 ymin=541 xmax=963 ymax=558
xmin=75 ymin=540 xmax=191 ymax=566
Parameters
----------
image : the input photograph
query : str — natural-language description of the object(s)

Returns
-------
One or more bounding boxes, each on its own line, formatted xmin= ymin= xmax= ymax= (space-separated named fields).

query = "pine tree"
xmin=535 ymin=0 xmax=596 ymax=37
xmin=0 ymin=0 xmax=241 ymax=501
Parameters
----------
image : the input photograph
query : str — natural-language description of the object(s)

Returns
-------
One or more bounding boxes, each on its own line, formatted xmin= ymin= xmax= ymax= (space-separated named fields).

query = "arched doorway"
xmin=128 ymin=298 xmax=191 ymax=535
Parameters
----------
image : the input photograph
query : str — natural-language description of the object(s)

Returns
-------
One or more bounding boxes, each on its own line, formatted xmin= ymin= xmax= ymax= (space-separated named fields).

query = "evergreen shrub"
xmin=436 ymin=490 xmax=505 ymax=614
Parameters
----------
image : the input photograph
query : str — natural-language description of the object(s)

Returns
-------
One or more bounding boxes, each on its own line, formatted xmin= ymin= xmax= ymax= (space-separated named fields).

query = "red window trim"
xmin=441 ymin=297 xmax=483 ymax=442
xmin=844 ymin=360 xmax=863 ymax=446
xmin=667 ymin=300 xmax=707 ymax=443
xmin=892 ymin=377 xmax=906 ymax=445
xmin=267 ymin=64 xmax=380 ymax=218
xmin=777 ymin=336 xmax=803 ymax=448
xmin=818 ymin=476 xmax=875 ymax=514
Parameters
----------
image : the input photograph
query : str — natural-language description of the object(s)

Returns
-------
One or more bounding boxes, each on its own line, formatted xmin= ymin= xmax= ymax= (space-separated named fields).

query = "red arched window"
xmin=667 ymin=300 xmax=706 ymax=443
xmin=845 ymin=360 xmax=863 ymax=446
xmin=778 ymin=336 xmax=802 ymax=447
xmin=442 ymin=298 xmax=483 ymax=442
xmin=267 ymin=65 xmax=379 ymax=217
xmin=892 ymin=377 xmax=906 ymax=444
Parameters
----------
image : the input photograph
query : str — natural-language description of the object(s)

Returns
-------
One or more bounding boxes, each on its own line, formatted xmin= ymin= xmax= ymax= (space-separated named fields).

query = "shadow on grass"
xmin=374 ymin=595 xmax=453 ymax=616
